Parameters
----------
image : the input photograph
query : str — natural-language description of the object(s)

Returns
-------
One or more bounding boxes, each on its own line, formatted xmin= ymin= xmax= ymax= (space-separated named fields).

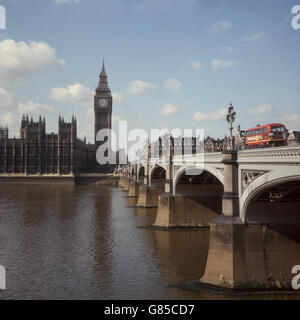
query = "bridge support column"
xmin=123 ymin=176 xmax=131 ymax=191
xmin=128 ymin=180 xmax=140 ymax=197
xmin=143 ymin=164 xmax=149 ymax=185
xmin=199 ymin=216 xmax=300 ymax=291
xmin=199 ymin=150 xmax=300 ymax=290
xmin=164 ymin=164 xmax=173 ymax=194
xmin=119 ymin=176 xmax=124 ymax=188
xmin=153 ymin=194 xmax=220 ymax=228
xmin=136 ymin=185 xmax=164 ymax=208
xmin=222 ymin=150 xmax=239 ymax=217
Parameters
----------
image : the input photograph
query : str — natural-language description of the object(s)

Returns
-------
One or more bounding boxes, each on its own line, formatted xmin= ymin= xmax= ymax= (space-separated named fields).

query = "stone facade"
xmin=235 ymin=124 xmax=247 ymax=150
xmin=287 ymin=130 xmax=300 ymax=146
xmin=0 ymin=115 xmax=95 ymax=174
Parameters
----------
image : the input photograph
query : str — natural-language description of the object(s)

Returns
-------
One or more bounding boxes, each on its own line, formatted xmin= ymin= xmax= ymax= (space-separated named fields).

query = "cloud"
xmin=50 ymin=83 xmax=93 ymax=107
xmin=193 ymin=108 xmax=226 ymax=121
xmin=0 ymin=88 xmax=56 ymax=137
xmin=188 ymin=60 xmax=203 ymax=71
xmin=112 ymin=93 xmax=124 ymax=104
xmin=249 ymin=104 xmax=275 ymax=116
xmin=127 ymin=80 xmax=155 ymax=95
xmin=212 ymin=59 xmax=234 ymax=70
xmin=18 ymin=101 xmax=55 ymax=114
xmin=211 ymin=20 xmax=232 ymax=33
xmin=242 ymin=31 xmax=267 ymax=42
xmin=281 ymin=114 xmax=300 ymax=130
xmin=0 ymin=39 xmax=65 ymax=84
xmin=54 ymin=0 xmax=81 ymax=4
xmin=86 ymin=107 xmax=94 ymax=119
xmin=0 ymin=112 xmax=17 ymax=127
xmin=0 ymin=87 xmax=16 ymax=110
xmin=163 ymin=79 xmax=182 ymax=92
xmin=160 ymin=103 xmax=179 ymax=115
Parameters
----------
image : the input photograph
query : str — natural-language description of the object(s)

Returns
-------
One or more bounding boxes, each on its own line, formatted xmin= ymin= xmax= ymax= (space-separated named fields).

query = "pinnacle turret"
xmin=96 ymin=59 xmax=111 ymax=94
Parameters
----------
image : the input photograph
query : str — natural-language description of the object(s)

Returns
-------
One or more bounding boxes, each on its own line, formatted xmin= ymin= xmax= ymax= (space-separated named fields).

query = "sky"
xmin=0 ymin=0 xmax=299 ymax=144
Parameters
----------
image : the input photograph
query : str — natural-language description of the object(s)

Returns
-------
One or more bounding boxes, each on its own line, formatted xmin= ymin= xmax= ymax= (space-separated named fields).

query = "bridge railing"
xmin=237 ymin=146 xmax=300 ymax=164
xmin=134 ymin=141 xmax=300 ymax=165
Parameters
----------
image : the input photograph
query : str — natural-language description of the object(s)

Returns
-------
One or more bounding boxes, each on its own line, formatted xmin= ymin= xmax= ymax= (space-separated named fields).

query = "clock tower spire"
xmin=94 ymin=59 xmax=112 ymax=144
xmin=94 ymin=59 xmax=113 ymax=173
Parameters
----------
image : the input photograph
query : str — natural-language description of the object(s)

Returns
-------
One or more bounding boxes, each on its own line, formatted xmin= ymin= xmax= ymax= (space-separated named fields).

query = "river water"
xmin=0 ymin=184 xmax=298 ymax=300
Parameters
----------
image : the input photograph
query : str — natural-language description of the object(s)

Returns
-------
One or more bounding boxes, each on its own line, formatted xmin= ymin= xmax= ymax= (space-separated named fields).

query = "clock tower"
xmin=94 ymin=60 xmax=113 ymax=173
xmin=94 ymin=60 xmax=112 ymax=145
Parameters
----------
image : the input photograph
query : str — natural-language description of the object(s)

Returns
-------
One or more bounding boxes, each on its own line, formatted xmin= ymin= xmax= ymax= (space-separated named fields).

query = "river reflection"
xmin=0 ymin=185 xmax=298 ymax=300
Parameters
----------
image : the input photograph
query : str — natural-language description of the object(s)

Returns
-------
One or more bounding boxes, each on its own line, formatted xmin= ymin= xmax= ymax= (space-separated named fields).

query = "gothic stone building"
xmin=0 ymin=62 xmax=113 ymax=175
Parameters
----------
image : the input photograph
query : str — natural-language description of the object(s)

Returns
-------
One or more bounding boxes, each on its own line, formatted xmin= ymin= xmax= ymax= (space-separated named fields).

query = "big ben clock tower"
xmin=94 ymin=60 xmax=113 ymax=172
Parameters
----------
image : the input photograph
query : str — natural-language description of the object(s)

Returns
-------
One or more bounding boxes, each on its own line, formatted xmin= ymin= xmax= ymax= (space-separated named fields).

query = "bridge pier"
xmin=136 ymin=164 xmax=166 ymax=208
xmin=128 ymin=166 xmax=140 ymax=197
xmin=128 ymin=180 xmax=140 ymax=197
xmin=119 ymin=176 xmax=127 ymax=188
xmin=199 ymin=150 xmax=300 ymax=291
xmin=153 ymin=193 xmax=219 ymax=228
xmin=136 ymin=185 xmax=164 ymax=208
xmin=200 ymin=216 xmax=300 ymax=290
xmin=122 ymin=176 xmax=131 ymax=191
xmin=154 ymin=162 xmax=223 ymax=228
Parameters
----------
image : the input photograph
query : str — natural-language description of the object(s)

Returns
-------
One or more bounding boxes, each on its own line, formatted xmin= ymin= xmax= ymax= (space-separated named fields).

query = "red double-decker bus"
xmin=246 ymin=123 xmax=288 ymax=148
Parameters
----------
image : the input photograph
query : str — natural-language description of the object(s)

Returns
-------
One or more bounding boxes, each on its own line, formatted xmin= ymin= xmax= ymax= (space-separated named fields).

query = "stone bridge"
xmin=118 ymin=146 xmax=300 ymax=292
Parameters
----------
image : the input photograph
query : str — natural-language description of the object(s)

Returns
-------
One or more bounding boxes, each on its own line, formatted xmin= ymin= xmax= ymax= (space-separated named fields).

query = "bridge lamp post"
xmin=226 ymin=102 xmax=236 ymax=150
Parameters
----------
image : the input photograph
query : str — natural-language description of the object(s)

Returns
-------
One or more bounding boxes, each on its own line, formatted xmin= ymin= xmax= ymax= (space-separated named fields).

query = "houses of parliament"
xmin=0 ymin=62 xmax=113 ymax=175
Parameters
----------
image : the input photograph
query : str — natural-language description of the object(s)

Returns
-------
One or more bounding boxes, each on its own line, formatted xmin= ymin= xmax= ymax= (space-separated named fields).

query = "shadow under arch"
xmin=240 ymin=171 xmax=300 ymax=223
xmin=137 ymin=166 xmax=145 ymax=183
xmin=173 ymin=165 xmax=224 ymax=194
xmin=149 ymin=165 xmax=166 ymax=187
xmin=174 ymin=167 xmax=224 ymax=216
xmin=243 ymin=177 xmax=300 ymax=244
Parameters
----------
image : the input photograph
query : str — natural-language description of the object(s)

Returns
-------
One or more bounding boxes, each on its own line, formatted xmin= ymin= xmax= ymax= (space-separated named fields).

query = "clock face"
xmin=99 ymin=98 xmax=107 ymax=107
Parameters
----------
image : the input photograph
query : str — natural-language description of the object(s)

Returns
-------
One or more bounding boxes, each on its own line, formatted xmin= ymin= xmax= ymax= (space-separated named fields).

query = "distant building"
xmin=204 ymin=137 xmax=226 ymax=152
xmin=0 ymin=62 xmax=115 ymax=175
xmin=235 ymin=125 xmax=247 ymax=150
xmin=94 ymin=61 xmax=114 ymax=173
xmin=287 ymin=130 xmax=300 ymax=146
xmin=0 ymin=127 xmax=8 ymax=139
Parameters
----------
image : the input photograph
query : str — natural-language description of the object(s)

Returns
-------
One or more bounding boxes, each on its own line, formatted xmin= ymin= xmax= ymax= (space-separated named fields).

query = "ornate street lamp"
xmin=226 ymin=101 xmax=236 ymax=150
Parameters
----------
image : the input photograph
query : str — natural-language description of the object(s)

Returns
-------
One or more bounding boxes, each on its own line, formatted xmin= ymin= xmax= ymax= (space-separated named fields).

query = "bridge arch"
xmin=173 ymin=165 xmax=224 ymax=194
xmin=137 ymin=165 xmax=145 ymax=183
xmin=173 ymin=165 xmax=224 ymax=219
xmin=240 ymin=167 xmax=300 ymax=223
xmin=149 ymin=164 xmax=166 ymax=187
